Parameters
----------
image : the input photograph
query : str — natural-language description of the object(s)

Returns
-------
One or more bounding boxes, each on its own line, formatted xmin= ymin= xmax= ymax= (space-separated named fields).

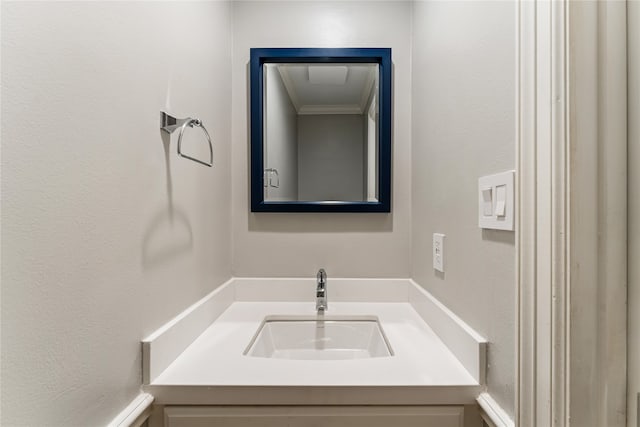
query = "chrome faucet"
xmin=316 ymin=268 xmax=328 ymax=312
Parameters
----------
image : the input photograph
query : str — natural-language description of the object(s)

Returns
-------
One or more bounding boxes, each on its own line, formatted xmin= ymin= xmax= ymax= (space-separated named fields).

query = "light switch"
xmin=482 ymin=188 xmax=493 ymax=216
xmin=495 ymin=185 xmax=506 ymax=217
xmin=478 ymin=170 xmax=515 ymax=231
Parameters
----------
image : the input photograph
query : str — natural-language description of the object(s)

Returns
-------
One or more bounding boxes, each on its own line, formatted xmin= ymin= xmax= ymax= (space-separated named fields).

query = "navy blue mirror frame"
xmin=250 ymin=48 xmax=392 ymax=213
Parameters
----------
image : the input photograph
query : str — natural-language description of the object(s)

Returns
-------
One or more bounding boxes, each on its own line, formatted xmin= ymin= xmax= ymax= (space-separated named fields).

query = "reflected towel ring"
xmin=160 ymin=111 xmax=213 ymax=167
xmin=264 ymin=168 xmax=279 ymax=188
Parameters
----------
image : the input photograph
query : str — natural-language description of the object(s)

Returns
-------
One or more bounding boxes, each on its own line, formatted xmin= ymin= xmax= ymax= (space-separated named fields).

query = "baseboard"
xmin=107 ymin=393 xmax=154 ymax=427
xmin=476 ymin=393 xmax=514 ymax=427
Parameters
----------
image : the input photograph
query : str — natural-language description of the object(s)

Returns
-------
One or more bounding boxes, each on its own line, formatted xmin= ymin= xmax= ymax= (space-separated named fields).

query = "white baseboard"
xmin=476 ymin=392 xmax=514 ymax=427
xmin=107 ymin=393 xmax=154 ymax=427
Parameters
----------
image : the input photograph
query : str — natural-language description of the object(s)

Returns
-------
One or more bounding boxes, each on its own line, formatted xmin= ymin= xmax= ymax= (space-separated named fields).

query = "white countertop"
xmin=142 ymin=279 xmax=486 ymax=405
xmin=152 ymin=302 xmax=477 ymax=387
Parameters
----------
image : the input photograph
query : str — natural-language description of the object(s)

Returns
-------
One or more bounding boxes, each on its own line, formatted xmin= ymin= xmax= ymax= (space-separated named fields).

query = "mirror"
xmin=250 ymin=48 xmax=392 ymax=212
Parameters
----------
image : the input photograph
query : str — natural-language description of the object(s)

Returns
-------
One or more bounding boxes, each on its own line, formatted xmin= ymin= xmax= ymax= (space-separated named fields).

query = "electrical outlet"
xmin=433 ymin=233 xmax=445 ymax=273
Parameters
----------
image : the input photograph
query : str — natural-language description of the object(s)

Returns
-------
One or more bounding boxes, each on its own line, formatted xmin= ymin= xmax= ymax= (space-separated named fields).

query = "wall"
xmin=411 ymin=1 xmax=516 ymax=417
xmin=231 ymin=1 xmax=412 ymax=277
xmin=264 ymin=65 xmax=298 ymax=201
xmin=1 ymin=2 xmax=521 ymax=424
xmin=0 ymin=2 xmax=232 ymax=425
xmin=568 ymin=2 xmax=628 ymax=425
xmin=298 ymin=114 xmax=364 ymax=201
xmin=628 ymin=1 xmax=640 ymax=425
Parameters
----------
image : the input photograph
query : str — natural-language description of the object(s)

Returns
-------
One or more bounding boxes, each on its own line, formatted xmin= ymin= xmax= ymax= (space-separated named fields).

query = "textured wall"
xmin=1 ymin=3 xmax=232 ymax=425
xmin=628 ymin=1 xmax=640 ymax=426
xmin=1 ymin=2 xmax=522 ymax=424
xmin=568 ymin=2 xmax=628 ymax=425
xmin=298 ymin=114 xmax=364 ymax=201
xmin=264 ymin=65 xmax=298 ymax=201
xmin=411 ymin=1 xmax=516 ymax=417
xmin=231 ymin=1 xmax=413 ymax=278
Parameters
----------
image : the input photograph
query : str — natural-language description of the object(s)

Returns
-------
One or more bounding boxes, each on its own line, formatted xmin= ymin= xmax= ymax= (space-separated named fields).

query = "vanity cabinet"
xmin=162 ymin=406 xmax=467 ymax=427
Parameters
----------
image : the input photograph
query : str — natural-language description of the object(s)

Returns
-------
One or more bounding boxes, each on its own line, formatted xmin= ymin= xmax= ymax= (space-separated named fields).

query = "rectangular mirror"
xmin=250 ymin=48 xmax=392 ymax=212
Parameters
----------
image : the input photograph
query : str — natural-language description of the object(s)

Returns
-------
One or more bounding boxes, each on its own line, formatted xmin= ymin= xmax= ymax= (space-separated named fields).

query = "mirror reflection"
xmin=263 ymin=63 xmax=379 ymax=202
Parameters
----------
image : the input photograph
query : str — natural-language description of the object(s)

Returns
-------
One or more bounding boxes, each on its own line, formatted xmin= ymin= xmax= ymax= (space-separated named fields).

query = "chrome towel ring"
xmin=160 ymin=111 xmax=213 ymax=167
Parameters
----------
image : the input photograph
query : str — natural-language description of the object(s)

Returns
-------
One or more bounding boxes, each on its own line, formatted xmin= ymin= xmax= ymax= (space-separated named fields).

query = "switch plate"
xmin=478 ymin=170 xmax=515 ymax=231
xmin=433 ymin=233 xmax=445 ymax=273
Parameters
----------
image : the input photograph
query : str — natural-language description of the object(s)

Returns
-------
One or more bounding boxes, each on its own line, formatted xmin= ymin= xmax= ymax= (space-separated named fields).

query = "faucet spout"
xmin=316 ymin=268 xmax=328 ymax=312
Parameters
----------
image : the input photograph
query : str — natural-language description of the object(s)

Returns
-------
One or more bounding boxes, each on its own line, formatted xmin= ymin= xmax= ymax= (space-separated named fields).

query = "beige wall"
xmin=264 ymin=65 xmax=298 ymax=201
xmin=567 ymin=2 xmax=628 ymax=426
xmin=628 ymin=1 xmax=640 ymax=426
xmin=298 ymin=114 xmax=364 ymax=201
xmin=1 ymin=2 xmax=523 ymax=424
xmin=231 ymin=1 xmax=412 ymax=278
xmin=411 ymin=1 xmax=516 ymax=417
xmin=0 ymin=3 xmax=233 ymax=425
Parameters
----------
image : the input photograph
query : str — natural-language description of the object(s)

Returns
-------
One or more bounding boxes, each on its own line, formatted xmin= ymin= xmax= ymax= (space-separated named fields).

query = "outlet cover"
xmin=433 ymin=233 xmax=445 ymax=273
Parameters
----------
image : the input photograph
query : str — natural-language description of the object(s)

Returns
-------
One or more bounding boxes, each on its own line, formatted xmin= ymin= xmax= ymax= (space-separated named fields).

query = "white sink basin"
xmin=243 ymin=315 xmax=394 ymax=360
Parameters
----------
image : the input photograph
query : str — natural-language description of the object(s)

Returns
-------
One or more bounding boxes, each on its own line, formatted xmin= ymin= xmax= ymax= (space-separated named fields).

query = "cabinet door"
xmin=164 ymin=406 xmax=464 ymax=427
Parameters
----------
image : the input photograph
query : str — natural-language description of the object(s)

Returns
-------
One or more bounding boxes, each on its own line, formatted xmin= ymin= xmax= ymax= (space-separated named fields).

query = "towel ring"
xmin=160 ymin=111 xmax=213 ymax=167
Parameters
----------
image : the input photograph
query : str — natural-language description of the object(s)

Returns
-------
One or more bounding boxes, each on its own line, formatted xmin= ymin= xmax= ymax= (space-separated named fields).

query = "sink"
xmin=243 ymin=315 xmax=394 ymax=360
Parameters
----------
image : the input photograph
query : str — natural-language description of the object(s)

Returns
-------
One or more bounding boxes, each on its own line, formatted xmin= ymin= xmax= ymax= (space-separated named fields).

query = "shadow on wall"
xmin=248 ymin=213 xmax=393 ymax=233
xmin=141 ymin=132 xmax=194 ymax=268
xmin=481 ymin=229 xmax=516 ymax=245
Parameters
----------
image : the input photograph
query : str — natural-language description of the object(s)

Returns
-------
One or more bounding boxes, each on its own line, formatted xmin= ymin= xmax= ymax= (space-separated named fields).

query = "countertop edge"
xmin=143 ymin=384 xmax=483 ymax=406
